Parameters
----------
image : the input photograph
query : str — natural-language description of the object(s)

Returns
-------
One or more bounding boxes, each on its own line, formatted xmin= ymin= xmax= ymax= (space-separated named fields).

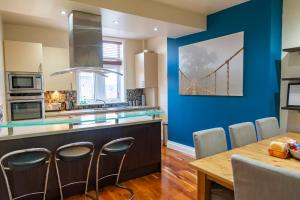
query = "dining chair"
xmin=193 ymin=128 xmax=234 ymax=200
xmin=193 ymin=128 xmax=228 ymax=159
xmin=231 ymin=154 xmax=300 ymax=200
xmin=255 ymin=117 xmax=281 ymax=140
xmin=229 ymin=122 xmax=257 ymax=148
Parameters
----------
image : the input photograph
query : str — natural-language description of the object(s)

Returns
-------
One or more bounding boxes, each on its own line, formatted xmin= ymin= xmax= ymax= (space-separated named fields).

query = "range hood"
xmin=51 ymin=11 xmax=122 ymax=77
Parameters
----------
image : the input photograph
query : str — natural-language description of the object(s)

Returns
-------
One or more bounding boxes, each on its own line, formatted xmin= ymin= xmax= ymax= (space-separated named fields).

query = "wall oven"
xmin=6 ymin=72 xmax=43 ymax=93
xmin=8 ymin=98 xmax=45 ymax=121
xmin=6 ymin=72 xmax=45 ymax=121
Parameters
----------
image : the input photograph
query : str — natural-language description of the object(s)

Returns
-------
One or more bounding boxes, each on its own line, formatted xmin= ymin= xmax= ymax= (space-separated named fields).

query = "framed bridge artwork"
xmin=179 ymin=32 xmax=244 ymax=96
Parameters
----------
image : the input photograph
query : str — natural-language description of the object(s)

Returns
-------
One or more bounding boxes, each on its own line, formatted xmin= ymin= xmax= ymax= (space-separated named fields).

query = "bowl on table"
xmin=286 ymin=139 xmax=300 ymax=160
xmin=290 ymin=149 xmax=300 ymax=160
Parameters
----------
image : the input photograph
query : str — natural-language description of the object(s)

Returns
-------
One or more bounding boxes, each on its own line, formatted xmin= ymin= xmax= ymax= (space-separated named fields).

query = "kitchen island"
xmin=0 ymin=110 xmax=163 ymax=200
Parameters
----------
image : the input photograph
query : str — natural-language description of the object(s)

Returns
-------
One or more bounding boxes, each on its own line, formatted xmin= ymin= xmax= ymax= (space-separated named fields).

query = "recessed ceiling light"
xmin=61 ymin=10 xmax=67 ymax=15
xmin=113 ymin=20 xmax=119 ymax=25
xmin=153 ymin=27 xmax=159 ymax=32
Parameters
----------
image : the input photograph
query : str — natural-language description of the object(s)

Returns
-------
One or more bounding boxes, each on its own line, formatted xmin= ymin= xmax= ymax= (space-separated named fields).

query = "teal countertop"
xmin=45 ymin=106 xmax=159 ymax=117
xmin=0 ymin=109 xmax=164 ymax=128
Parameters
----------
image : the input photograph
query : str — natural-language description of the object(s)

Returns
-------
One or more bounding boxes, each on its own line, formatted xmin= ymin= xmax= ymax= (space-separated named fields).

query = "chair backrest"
xmin=193 ymin=128 xmax=227 ymax=159
xmin=255 ymin=117 xmax=280 ymax=140
xmin=232 ymin=154 xmax=300 ymax=200
xmin=229 ymin=122 xmax=257 ymax=148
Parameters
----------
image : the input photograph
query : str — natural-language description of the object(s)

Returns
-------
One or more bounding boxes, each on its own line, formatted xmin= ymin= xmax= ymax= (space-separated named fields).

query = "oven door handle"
xmin=8 ymin=99 xmax=44 ymax=103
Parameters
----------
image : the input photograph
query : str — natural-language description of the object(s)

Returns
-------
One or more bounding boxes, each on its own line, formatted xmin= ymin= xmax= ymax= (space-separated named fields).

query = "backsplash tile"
xmin=45 ymin=91 xmax=77 ymax=104
xmin=126 ymin=89 xmax=144 ymax=106
xmin=45 ymin=90 xmax=128 ymax=111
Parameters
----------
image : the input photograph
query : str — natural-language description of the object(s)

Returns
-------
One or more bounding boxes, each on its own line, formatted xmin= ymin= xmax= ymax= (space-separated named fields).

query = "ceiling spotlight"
xmin=153 ymin=27 xmax=159 ymax=32
xmin=113 ymin=20 xmax=119 ymax=25
xmin=61 ymin=10 xmax=67 ymax=15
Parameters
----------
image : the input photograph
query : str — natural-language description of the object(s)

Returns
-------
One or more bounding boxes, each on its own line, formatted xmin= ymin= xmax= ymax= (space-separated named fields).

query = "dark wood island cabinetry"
xmin=0 ymin=119 xmax=162 ymax=200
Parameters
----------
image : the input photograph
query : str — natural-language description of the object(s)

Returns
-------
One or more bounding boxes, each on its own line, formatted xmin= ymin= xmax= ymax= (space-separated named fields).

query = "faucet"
xmin=96 ymin=99 xmax=107 ymax=108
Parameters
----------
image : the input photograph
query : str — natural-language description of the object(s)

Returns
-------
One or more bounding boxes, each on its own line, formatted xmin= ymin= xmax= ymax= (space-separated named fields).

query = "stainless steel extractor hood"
xmin=51 ymin=11 xmax=122 ymax=77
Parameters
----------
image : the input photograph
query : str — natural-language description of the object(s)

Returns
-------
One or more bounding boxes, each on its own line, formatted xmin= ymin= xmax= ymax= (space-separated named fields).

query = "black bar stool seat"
xmin=7 ymin=151 xmax=49 ymax=171
xmin=57 ymin=146 xmax=92 ymax=161
xmin=0 ymin=148 xmax=51 ymax=200
xmin=103 ymin=142 xmax=130 ymax=155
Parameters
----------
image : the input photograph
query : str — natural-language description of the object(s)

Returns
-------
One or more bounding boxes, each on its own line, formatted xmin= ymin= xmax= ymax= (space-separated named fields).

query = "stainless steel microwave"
xmin=6 ymin=72 xmax=44 ymax=93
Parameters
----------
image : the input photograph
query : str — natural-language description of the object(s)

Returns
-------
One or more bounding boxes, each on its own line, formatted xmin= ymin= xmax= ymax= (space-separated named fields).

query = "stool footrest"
xmin=14 ymin=191 xmax=44 ymax=200
xmin=62 ymin=181 xmax=87 ymax=188
xmin=97 ymin=173 xmax=118 ymax=182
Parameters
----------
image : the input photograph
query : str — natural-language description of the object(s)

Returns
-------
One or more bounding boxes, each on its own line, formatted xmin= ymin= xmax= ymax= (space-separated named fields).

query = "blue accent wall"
xmin=167 ymin=0 xmax=283 ymax=148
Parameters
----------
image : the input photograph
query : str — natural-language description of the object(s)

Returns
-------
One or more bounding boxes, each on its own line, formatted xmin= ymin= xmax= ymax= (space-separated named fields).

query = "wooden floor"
xmin=67 ymin=147 xmax=197 ymax=200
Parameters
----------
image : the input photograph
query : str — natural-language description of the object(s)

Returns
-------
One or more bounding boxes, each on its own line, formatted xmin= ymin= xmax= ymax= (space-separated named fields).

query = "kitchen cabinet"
xmin=43 ymin=47 xmax=76 ymax=91
xmin=135 ymin=51 xmax=158 ymax=88
xmin=4 ymin=40 xmax=43 ymax=72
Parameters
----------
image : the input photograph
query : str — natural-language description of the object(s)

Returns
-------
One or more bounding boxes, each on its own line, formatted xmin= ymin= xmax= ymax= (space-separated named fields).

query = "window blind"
xmin=103 ymin=40 xmax=122 ymax=65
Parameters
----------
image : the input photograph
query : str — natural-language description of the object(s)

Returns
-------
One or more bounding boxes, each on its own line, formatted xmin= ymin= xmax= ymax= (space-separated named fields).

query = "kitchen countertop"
xmin=45 ymin=106 xmax=159 ymax=117
xmin=0 ymin=116 xmax=162 ymax=141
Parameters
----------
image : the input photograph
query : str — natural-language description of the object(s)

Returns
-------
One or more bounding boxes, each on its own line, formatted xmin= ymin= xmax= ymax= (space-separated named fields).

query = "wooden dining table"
xmin=189 ymin=132 xmax=300 ymax=200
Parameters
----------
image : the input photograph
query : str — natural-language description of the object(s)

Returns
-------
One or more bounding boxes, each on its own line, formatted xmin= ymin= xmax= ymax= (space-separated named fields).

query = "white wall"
xmin=0 ymin=15 xmax=6 ymax=121
xmin=146 ymin=36 xmax=168 ymax=121
xmin=281 ymin=0 xmax=300 ymax=131
xmin=3 ymin=24 xmax=68 ymax=48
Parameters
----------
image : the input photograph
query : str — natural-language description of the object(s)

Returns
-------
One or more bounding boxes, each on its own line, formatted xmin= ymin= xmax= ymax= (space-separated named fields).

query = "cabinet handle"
xmin=38 ymin=63 xmax=43 ymax=72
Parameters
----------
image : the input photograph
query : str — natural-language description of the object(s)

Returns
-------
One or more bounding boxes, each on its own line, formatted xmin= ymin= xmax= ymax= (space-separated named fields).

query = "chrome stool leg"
xmin=54 ymin=142 xmax=95 ymax=200
xmin=115 ymin=154 xmax=134 ymax=200
xmin=96 ymin=137 xmax=135 ymax=200
xmin=0 ymin=148 xmax=51 ymax=200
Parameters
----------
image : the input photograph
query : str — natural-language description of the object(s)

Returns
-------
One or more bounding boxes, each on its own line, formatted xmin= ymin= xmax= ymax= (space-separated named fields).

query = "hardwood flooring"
xmin=67 ymin=147 xmax=197 ymax=200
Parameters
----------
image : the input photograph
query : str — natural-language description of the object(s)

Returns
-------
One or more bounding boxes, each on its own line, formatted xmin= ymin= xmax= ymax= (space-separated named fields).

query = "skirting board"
xmin=167 ymin=140 xmax=195 ymax=158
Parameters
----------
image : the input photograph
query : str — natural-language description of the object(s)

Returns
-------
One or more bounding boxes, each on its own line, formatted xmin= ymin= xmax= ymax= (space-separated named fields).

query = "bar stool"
xmin=96 ymin=137 xmax=135 ymax=200
xmin=0 ymin=148 xmax=51 ymax=200
xmin=54 ymin=142 xmax=94 ymax=200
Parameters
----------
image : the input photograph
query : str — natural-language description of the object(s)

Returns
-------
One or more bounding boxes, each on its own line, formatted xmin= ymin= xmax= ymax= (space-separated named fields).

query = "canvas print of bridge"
xmin=179 ymin=32 xmax=244 ymax=96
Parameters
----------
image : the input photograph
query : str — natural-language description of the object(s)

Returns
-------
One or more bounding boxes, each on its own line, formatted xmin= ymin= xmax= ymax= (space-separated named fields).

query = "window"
xmin=77 ymin=39 xmax=124 ymax=104
xmin=78 ymin=72 xmax=95 ymax=101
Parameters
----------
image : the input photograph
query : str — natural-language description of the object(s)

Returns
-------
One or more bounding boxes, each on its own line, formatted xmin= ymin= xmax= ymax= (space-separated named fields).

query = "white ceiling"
xmin=0 ymin=0 xmax=248 ymax=39
xmin=152 ymin=0 xmax=249 ymax=14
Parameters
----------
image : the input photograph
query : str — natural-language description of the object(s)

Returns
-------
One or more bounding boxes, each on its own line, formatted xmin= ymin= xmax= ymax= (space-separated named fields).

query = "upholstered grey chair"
xmin=193 ymin=128 xmax=228 ymax=159
xmin=232 ymin=154 xmax=300 ymax=200
xmin=193 ymin=128 xmax=234 ymax=200
xmin=229 ymin=122 xmax=257 ymax=148
xmin=255 ymin=117 xmax=281 ymax=140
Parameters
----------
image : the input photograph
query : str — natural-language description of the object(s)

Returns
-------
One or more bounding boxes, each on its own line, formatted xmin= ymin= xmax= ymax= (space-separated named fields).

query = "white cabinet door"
xmin=135 ymin=52 xmax=158 ymax=88
xmin=135 ymin=53 xmax=145 ymax=88
xmin=4 ymin=40 xmax=43 ymax=72
xmin=144 ymin=52 xmax=158 ymax=88
xmin=43 ymin=47 xmax=76 ymax=91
